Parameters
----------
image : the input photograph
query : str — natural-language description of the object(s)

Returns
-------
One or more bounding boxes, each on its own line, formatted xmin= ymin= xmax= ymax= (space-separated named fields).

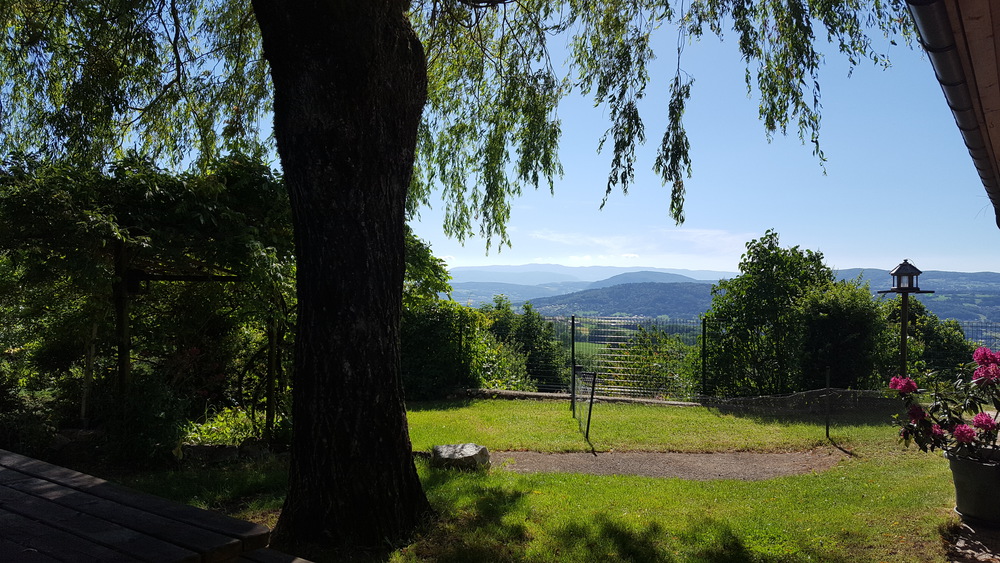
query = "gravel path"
xmin=491 ymin=448 xmax=844 ymax=480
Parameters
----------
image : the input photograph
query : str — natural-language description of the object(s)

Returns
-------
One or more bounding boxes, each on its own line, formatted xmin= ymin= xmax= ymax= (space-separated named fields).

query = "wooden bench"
xmin=0 ymin=448 xmax=310 ymax=562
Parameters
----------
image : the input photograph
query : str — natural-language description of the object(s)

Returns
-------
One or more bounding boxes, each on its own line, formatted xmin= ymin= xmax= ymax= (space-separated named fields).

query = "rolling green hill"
xmin=524 ymin=282 xmax=712 ymax=318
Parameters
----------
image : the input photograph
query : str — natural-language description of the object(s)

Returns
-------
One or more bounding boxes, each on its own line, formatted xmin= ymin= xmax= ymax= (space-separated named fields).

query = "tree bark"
xmin=251 ymin=0 xmax=431 ymax=550
xmin=113 ymin=240 xmax=131 ymax=394
xmin=265 ymin=314 xmax=278 ymax=441
xmin=81 ymin=321 xmax=98 ymax=426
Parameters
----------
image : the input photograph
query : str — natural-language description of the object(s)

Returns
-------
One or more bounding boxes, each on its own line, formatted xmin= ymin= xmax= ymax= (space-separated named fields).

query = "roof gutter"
xmin=906 ymin=0 xmax=1000 ymax=228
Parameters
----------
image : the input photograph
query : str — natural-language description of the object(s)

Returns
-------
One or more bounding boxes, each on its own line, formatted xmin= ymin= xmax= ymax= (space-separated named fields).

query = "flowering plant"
xmin=893 ymin=347 xmax=1000 ymax=462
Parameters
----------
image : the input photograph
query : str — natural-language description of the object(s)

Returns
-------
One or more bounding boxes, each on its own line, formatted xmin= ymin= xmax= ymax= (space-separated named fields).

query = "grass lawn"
xmin=123 ymin=399 xmax=959 ymax=562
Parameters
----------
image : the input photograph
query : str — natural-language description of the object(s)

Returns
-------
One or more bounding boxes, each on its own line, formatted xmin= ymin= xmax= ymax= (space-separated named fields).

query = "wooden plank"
xmin=0 ymin=535 xmax=73 ymax=563
xmin=0 ymin=467 xmax=241 ymax=563
xmin=962 ymin=3 xmax=1000 ymax=151
xmin=951 ymin=0 xmax=1000 ymax=184
xmin=0 ymin=507 xmax=143 ymax=562
xmin=236 ymin=547 xmax=315 ymax=563
xmin=0 ymin=448 xmax=270 ymax=550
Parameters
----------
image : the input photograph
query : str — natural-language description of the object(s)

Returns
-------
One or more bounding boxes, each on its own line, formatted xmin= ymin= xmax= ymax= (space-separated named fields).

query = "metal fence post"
xmin=571 ymin=315 xmax=576 ymax=414
xmin=701 ymin=317 xmax=707 ymax=396
xmin=825 ymin=365 xmax=831 ymax=441
xmin=586 ymin=371 xmax=597 ymax=441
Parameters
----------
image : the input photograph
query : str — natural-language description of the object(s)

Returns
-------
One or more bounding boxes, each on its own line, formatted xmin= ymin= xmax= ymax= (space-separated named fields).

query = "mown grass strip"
xmin=407 ymin=399 xmax=893 ymax=454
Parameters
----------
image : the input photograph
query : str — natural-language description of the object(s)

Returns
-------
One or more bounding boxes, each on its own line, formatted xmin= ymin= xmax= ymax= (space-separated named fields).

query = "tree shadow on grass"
xmin=551 ymin=514 xmax=676 ymax=562
xmin=703 ymin=401 xmax=902 ymax=427
xmin=702 ymin=398 xmax=905 ymax=457
xmin=411 ymin=466 xmax=854 ymax=562
xmin=280 ymin=468 xmax=528 ymax=563
xmin=550 ymin=514 xmax=853 ymax=563
xmin=406 ymin=467 xmax=531 ymax=562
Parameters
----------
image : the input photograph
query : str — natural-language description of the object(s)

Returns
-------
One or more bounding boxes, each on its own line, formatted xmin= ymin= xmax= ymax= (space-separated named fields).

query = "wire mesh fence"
xmin=550 ymin=315 xmax=702 ymax=401
xmin=699 ymin=388 xmax=894 ymax=416
xmin=950 ymin=321 xmax=1000 ymax=348
xmin=547 ymin=315 xmax=1000 ymax=440
xmin=548 ymin=316 xmax=1000 ymax=398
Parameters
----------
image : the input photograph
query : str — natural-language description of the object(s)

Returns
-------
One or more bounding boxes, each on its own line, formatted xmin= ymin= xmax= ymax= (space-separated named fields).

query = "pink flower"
xmin=908 ymin=405 xmax=927 ymax=423
xmin=974 ymin=347 xmax=998 ymax=366
xmin=974 ymin=363 xmax=1000 ymax=385
xmin=889 ymin=376 xmax=918 ymax=394
xmin=953 ymin=424 xmax=977 ymax=443
xmin=973 ymin=412 xmax=997 ymax=432
xmin=931 ymin=424 xmax=945 ymax=438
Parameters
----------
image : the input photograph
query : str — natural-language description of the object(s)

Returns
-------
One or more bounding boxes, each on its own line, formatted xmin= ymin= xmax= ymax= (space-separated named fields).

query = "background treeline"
xmin=1 ymin=154 xmax=296 ymax=463
xmin=0 ymin=157 xmax=985 ymax=465
xmin=700 ymin=230 xmax=975 ymax=397
xmin=0 ymin=155 xmax=567 ymax=464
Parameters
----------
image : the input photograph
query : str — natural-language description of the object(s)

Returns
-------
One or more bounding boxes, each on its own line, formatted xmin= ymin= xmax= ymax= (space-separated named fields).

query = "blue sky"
xmin=409 ymin=28 xmax=999 ymax=276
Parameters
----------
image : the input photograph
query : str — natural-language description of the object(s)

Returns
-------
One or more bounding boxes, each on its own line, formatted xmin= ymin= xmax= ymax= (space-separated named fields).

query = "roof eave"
xmin=906 ymin=0 xmax=1000 ymax=229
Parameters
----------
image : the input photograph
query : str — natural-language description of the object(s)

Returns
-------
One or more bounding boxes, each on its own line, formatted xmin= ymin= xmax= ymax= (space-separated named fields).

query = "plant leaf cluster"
xmin=0 ymin=1 xmax=271 ymax=169
xmin=0 ymin=153 xmax=294 ymax=300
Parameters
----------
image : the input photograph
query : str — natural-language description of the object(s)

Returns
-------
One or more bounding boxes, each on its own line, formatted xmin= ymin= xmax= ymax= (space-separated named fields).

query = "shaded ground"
xmin=950 ymin=526 xmax=1000 ymax=563
xmin=491 ymin=448 xmax=843 ymax=480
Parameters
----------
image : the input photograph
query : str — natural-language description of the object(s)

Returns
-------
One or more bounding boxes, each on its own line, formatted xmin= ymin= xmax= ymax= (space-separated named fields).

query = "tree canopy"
xmin=410 ymin=0 xmax=913 ymax=242
xmin=703 ymin=229 xmax=836 ymax=394
xmin=702 ymin=230 xmax=891 ymax=395
xmin=1 ymin=1 xmax=913 ymax=240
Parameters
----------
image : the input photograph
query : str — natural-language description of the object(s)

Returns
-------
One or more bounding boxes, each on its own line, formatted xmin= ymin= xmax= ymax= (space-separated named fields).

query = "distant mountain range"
xmin=447 ymin=264 xmax=1000 ymax=322
xmin=449 ymin=264 xmax=734 ymax=284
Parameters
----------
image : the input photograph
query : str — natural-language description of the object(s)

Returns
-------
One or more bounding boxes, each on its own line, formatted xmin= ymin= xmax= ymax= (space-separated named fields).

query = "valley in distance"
xmin=446 ymin=264 xmax=1000 ymax=322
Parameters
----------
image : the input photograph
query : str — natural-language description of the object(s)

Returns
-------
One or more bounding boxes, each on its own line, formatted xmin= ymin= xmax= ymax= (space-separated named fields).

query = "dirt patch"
xmin=490 ymin=448 xmax=844 ymax=480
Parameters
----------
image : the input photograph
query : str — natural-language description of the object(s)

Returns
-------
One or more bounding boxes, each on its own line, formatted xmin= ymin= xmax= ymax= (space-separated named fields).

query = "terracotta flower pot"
xmin=947 ymin=450 xmax=1000 ymax=527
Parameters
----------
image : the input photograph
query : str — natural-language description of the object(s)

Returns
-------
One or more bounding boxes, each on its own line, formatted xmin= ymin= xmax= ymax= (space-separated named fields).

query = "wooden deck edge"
xmin=0 ymin=448 xmax=270 ymax=549
xmin=237 ymin=547 xmax=314 ymax=563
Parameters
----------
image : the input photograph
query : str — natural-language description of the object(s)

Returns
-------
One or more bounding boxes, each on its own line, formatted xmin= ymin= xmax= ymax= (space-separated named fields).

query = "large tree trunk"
xmin=251 ymin=0 xmax=431 ymax=550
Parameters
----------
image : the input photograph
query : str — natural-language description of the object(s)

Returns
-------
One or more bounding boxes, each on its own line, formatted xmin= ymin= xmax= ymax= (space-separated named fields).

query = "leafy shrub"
xmin=185 ymin=407 xmax=261 ymax=445
xmin=702 ymin=230 xmax=834 ymax=396
xmin=402 ymin=298 xmax=553 ymax=397
xmin=702 ymin=231 xmax=900 ymax=396
xmin=799 ymin=279 xmax=887 ymax=390
xmin=0 ymin=372 xmax=55 ymax=456
xmin=401 ymin=300 xmax=483 ymax=398
xmin=881 ymin=297 xmax=976 ymax=382
xmin=472 ymin=332 xmax=536 ymax=392
xmin=479 ymin=297 xmax=568 ymax=390
xmin=91 ymin=374 xmax=189 ymax=466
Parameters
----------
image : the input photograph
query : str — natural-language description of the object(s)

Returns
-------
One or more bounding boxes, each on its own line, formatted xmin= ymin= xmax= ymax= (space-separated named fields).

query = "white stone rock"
xmin=430 ymin=443 xmax=491 ymax=470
